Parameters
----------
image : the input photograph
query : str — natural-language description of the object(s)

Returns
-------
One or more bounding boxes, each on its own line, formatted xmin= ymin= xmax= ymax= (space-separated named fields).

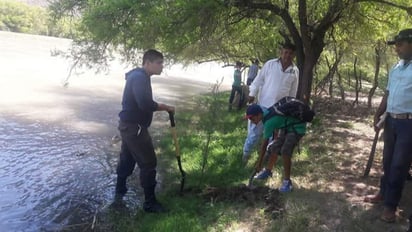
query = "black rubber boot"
xmin=143 ymin=185 xmax=168 ymax=213
xmin=115 ymin=176 xmax=128 ymax=197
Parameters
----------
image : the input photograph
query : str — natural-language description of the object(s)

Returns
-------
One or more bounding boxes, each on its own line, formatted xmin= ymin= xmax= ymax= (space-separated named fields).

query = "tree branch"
xmin=315 ymin=0 xmax=345 ymax=35
xmin=356 ymin=0 xmax=412 ymax=15
xmin=298 ymin=0 xmax=309 ymax=46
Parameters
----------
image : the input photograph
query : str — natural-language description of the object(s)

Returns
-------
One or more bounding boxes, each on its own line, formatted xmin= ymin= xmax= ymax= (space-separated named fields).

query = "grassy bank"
xmin=99 ymin=90 xmax=410 ymax=232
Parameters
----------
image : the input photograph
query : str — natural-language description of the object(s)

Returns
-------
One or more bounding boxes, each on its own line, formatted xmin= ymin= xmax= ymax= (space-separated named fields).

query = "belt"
xmin=389 ymin=113 xmax=412 ymax=119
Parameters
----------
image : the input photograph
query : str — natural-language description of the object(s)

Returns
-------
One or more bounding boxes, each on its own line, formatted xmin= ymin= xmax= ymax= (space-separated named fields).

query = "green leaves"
xmin=49 ymin=0 xmax=412 ymax=99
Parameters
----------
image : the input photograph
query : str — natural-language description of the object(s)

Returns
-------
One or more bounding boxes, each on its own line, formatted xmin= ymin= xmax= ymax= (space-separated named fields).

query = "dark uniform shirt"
xmin=118 ymin=68 xmax=158 ymax=127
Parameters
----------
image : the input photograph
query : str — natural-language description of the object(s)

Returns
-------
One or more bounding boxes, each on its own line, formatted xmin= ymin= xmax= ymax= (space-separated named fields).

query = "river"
xmin=0 ymin=31 xmax=232 ymax=231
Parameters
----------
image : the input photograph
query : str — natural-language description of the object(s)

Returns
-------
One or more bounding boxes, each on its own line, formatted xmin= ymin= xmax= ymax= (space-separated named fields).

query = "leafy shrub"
xmin=0 ymin=0 xmax=75 ymax=38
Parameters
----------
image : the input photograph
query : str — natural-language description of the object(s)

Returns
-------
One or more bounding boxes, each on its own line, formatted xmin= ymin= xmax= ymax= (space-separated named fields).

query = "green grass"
xmin=103 ymin=91 xmax=258 ymax=232
xmin=100 ymin=92 xmax=409 ymax=232
xmin=103 ymin=91 xmax=328 ymax=231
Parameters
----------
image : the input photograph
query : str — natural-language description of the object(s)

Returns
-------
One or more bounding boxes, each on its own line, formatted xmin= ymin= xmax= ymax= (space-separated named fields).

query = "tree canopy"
xmin=51 ymin=0 xmax=412 ymax=101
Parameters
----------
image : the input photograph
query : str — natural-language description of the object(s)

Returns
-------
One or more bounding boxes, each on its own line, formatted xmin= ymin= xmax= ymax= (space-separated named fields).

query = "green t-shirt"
xmin=233 ymin=69 xmax=242 ymax=87
xmin=263 ymin=111 xmax=306 ymax=139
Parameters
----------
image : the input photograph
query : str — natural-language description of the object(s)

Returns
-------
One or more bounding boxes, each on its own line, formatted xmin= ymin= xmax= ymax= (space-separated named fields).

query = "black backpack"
xmin=263 ymin=96 xmax=315 ymax=123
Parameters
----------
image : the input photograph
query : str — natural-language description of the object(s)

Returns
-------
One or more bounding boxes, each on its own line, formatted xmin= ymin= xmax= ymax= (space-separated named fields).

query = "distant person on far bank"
xmin=246 ymin=59 xmax=259 ymax=86
xmin=228 ymin=61 xmax=245 ymax=110
xmin=363 ymin=29 xmax=412 ymax=224
xmin=115 ymin=49 xmax=175 ymax=213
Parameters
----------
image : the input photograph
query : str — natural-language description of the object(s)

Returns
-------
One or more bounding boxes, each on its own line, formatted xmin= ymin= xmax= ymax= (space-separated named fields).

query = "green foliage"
xmin=171 ymin=90 xmax=248 ymax=187
xmin=0 ymin=0 xmax=78 ymax=38
xmin=313 ymin=1 xmax=412 ymax=97
xmin=49 ymin=0 xmax=412 ymax=99
xmin=50 ymin=0 xmax=286 ymax=66
xmin=0 ymin=0 xmax=48 ymax=34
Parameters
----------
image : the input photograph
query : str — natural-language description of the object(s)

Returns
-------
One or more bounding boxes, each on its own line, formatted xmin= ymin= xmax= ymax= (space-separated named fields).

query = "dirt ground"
xmin=313 ymin=96 xmax=412 ymax=232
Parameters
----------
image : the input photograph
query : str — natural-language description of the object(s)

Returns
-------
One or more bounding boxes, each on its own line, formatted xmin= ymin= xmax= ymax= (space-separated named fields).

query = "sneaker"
xmin=254 ymin=169 xmax=272 ymax=180
xmin=279 ymin=179 xmax=293 ymax=193
xmin=143 ymin=201 xmax=169 ymax=213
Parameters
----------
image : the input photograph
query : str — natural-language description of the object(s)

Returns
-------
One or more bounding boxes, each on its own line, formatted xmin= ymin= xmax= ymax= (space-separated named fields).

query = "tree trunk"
xmin=298 ymin=60 xmax=317 ymax=102
xmin=337 ymin=69 xmax=345 ymax=101
xmin=368 ymin=41 xmax=382 ymax=108
xmin=359 ymin=71 xmax=362 ymax=90
xmin=314 ymin=55 xmax=341 ymax=98
xmin=328 ymin=52 xmax=343 ymax=98
xmin=328 ymin=57 xmax=334 ymax=97
xmin=296 ymin=43 xmax=323 ymax=103
xmin=353 ymin=56 xmax=359 ymax=105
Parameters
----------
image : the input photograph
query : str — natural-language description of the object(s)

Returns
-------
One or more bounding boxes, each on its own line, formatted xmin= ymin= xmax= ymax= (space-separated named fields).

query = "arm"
xmin=374 ymin=91 xmax=388 ymax=132
xmin=132 ymin=78 xmax=174 ymax=113
xmin=255 ymin=138 xmax=269 ymax=171
xmin=243 ymin=121 xmax=263 ymax=157
xmin=132 ymin=81 xmax=158 ymax=113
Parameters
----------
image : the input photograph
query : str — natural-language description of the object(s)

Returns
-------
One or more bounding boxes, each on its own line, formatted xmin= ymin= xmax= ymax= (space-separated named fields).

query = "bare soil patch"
xmin=201 ymin=185 xmax=283 ymax=216
xmin=308 ymin=95 xmax=412 ymax=231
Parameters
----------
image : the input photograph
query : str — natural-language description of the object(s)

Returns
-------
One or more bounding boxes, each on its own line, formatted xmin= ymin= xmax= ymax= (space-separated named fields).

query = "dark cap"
xmin=387 ymin=29 xmax=412 ymax=45
xmin=244 ymin=104 xmax=263 ymax=119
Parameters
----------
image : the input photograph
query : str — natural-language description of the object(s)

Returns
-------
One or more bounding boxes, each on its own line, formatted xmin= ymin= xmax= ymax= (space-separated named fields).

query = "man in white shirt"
xmin=243 ymin=43 xmax=299 ymax=163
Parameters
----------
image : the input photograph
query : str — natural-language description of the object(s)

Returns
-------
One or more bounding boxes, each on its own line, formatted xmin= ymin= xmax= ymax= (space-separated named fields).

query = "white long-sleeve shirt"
xmin=249 ymin=58 xmax=299 ymax=107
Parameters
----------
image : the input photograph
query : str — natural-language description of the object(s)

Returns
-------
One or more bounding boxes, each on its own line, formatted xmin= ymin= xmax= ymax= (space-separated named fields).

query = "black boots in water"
xmin=115 ymin=176 xmax=128 ymax=196
xmin=143 ymin=185 xmax=168 ymax=213
xmin=143 ymin=200 xmax=168 ymax=213
xmin=115 ymin=177 xmax=168 ymax=213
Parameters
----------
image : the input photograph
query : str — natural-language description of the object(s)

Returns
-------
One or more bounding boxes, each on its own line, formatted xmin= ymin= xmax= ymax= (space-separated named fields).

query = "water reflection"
xmin=0 ymin=117 xmax=132 ymax=231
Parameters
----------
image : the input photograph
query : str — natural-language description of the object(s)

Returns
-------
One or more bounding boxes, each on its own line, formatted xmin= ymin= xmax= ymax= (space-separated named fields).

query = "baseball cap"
xmin=244 ymin=104 xmax=263 ymax=119
xmin=387 ymin=29 xmax=412 ymax=45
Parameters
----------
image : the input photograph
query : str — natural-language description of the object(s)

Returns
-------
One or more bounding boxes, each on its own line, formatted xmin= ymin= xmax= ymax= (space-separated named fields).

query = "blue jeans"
xmin=243 ymin=120 xmax=264 ymax=158
xmin=379 ymin=116 xmax=412 ymax=210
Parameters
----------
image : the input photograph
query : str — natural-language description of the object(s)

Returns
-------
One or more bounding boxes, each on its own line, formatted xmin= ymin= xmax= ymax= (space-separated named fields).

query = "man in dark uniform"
xmin=115 ymin=49 xmax=175 ymax=213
